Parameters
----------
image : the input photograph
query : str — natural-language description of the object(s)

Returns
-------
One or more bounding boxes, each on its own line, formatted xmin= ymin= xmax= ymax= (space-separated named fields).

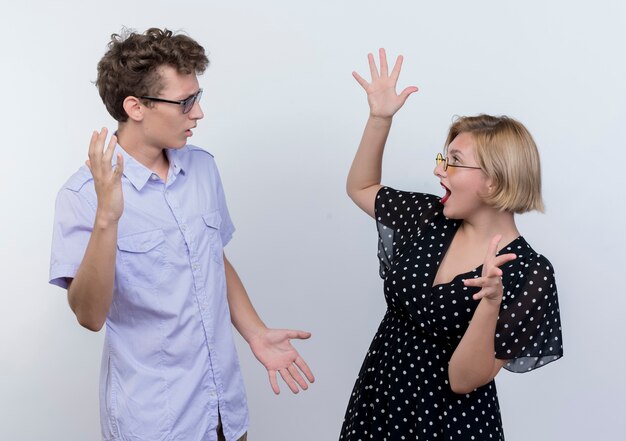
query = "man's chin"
xmin=169 ymin=139 xmax=188 ymax=149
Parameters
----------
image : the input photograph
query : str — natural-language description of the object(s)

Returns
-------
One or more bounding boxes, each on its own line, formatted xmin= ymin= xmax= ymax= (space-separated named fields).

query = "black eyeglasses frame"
xmin=139 ymin=89 xmax=203 ymax=114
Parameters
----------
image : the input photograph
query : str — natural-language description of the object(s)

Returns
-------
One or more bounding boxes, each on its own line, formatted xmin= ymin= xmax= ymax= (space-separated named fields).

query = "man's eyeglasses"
xmin=436 ymin=153 xmax=481 ymax=171
xmin=140 ymin=89 xmax=203 ymax=114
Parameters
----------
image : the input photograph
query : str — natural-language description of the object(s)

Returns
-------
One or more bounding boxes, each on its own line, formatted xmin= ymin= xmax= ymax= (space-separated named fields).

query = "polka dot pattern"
xmin=339 ymin=188 xmax=563 ymax=440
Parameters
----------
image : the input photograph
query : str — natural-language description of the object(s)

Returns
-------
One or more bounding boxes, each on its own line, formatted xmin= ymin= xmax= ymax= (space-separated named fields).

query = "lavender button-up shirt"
xmin=50 ymin=145 xmax=248 ymax=441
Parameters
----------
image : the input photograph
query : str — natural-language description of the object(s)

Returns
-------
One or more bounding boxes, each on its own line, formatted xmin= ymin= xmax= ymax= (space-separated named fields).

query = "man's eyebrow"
xmin=180 ymin=91 xmax=198 ymax=100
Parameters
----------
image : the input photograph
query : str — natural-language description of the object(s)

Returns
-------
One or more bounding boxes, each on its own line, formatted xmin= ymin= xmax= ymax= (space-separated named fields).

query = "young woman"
xmin=339 ymin=49 xmax=563 ymax=440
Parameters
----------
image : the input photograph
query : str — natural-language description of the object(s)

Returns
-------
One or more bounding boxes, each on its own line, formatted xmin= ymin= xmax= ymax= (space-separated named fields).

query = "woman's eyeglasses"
xmin=436 ymin=153 xmax=481 ymax=171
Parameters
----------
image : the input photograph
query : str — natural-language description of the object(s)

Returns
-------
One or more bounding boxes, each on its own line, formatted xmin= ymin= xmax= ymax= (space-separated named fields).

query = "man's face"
xmin=141 ymin=65 xmax=204 ymax=150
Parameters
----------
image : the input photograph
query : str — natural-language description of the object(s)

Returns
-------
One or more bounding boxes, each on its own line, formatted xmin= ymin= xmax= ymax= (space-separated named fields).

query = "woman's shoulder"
xmin=376 ymin=186 xmax=441 ymax=206
xmin=509 ymin=237 xmax=555 ymax=272
xmin=503 ymin=237 xmax=558 ymax=298
xmin=375 ymin=187 xmax=444 ymax=218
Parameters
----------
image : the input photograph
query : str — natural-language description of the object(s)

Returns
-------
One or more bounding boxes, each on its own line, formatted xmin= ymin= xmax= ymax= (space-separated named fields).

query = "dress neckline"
xmin=431 ymin=227 xmax=525 ymax=289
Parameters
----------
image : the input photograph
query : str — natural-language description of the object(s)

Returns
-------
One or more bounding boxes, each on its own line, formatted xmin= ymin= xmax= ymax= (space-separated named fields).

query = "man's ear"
xmin=122 ymin=96 xmax=145 ymax=122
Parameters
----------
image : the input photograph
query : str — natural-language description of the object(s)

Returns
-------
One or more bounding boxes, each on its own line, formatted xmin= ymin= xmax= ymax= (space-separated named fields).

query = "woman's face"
xmin=434 ymin=132 xmax=492 ymax=220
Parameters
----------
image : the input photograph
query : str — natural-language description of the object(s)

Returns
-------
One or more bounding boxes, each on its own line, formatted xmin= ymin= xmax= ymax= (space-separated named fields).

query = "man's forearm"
xmin=223 ymin=254 xmax=267 ymax=342
xmin=68 ymin=217 xmax=118 ymax=331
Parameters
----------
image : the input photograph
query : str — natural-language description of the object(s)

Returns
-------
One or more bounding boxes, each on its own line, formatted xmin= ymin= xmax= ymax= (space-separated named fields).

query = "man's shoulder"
xmin=186 ymin=144 xmax=214 ymax=157
xmin=174 ymin=145 xmax=220 ymax=173
xmin=180 ymin=144 xmax=215 ymax=159
xmin=60 ymin=165 xmax=94 ymax=193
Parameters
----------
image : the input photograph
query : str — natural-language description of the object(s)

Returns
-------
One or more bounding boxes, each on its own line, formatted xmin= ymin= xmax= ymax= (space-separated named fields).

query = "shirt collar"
xmin=165 ymin=148 xmax=186 ymax=178
xmin=112 ymin=145 xmax=154 ymax=191
xmin=111 ymin=145 xmax=187 ymax=191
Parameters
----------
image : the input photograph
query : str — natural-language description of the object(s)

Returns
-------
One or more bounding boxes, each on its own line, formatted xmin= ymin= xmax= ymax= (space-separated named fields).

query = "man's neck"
xmin=116 ymin=126 xmax=170 ymax=180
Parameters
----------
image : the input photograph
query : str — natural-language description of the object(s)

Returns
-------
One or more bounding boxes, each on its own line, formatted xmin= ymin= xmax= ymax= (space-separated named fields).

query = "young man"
xmin=49 ymin=28 xmax=314 ymax=441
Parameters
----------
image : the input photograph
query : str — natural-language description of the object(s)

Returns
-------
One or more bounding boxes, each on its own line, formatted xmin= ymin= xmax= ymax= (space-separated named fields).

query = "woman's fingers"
xmin=465 ymin=236 xmax=518 ymax=302
xmin=494 ymin=253 xmax=517 ymax=268
xmin=379 ymin=48 xmax=389 ymax=78
xmin=398 ymin=86 xmax=419 ymax=104
xmin=352 ymin=71 xmax=370 ymax=89
xmin=367 ymin=52 xmax=379 ymax=80
xmin=390 ymin=54 xmax=404 ymax=81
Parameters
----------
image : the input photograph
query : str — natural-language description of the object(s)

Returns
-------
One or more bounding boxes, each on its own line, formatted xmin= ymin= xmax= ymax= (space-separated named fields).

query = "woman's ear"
xmin=484 ymin=176 xmax=496 ymax=197
xmin=122 ymin=96 xmax=145 ymax=122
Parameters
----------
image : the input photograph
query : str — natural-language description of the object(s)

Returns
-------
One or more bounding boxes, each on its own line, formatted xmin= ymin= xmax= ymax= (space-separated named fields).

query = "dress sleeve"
xmin=495 ymin=253 xmax=563 ymax=373
xmin=49 ymin=188 xmax=96 ymax=289
xmin=374 ymin=187 xmax=441 ymax=278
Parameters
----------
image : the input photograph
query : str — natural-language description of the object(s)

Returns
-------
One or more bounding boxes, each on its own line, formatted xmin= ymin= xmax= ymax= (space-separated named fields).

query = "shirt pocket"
xmin=117 ymin=229 xmax=167 ymax=289
xmin=202 ymin=211 xmax=224 ymax=264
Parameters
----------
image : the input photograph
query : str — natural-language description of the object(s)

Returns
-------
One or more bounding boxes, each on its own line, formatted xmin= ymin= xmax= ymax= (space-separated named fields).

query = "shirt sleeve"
xmin=495 ymin=253 xmax=564 ymax=372
xmin=49 ymin=188 xmax=96 ymax=289
xmin=374 ymin=187 xmax=442 ymax=278
xmin=210 ymin=159 xmax=235 ymax=247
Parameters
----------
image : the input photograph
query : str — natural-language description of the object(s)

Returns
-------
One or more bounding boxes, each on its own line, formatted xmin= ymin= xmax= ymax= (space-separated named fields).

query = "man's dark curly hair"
xmin=96 ymin=28 xmax=209 ymax=122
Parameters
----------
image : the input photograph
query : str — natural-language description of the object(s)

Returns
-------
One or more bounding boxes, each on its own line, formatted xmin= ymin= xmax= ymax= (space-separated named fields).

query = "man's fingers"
xmin=286 ymin=329 xmax=311 ymax=340
xmin=114 ymin=153 xmax=124 ymax=178
xmin=278 ymin=368 xmax=299 ymax=394
xmin=295 ymin=356 xmax=315 ymax=383
xmin=268 ymin=370 xmax=280 ymax=395
xmin=88 ymin=128 xmax=110 ymax=172
xmin=287 ymin=365 xmax=309 ymax=391
xmin=87 ymin=130 xmax=102 ymax=163
xmin=103 ymin=134 xmax=118 ymax=162
xmin=87 ymin=130 xmax=99 ymax=159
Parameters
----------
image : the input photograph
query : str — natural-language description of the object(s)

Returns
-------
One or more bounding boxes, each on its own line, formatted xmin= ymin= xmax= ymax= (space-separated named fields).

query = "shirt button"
xmin=192 ymin=264 xmax=199 ymax=270
xmin=181 ymin=225 xmax=187 ymax=231
xmin=150 ymin=174 xmax=158 ymax=180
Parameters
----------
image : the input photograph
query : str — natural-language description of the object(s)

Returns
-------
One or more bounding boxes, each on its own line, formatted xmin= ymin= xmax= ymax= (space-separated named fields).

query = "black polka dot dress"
xmin=339 ymin=188 xmax=563 ymax=440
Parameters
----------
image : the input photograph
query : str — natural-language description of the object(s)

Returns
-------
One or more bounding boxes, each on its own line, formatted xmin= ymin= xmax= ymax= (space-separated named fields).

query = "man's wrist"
xmin=94 ymin=211 xmax=120 ymax=230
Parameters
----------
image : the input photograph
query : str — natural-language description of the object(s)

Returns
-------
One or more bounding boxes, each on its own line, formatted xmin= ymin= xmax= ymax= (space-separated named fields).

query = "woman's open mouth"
xmin=441 ymin=183 xmax=451 ymax=204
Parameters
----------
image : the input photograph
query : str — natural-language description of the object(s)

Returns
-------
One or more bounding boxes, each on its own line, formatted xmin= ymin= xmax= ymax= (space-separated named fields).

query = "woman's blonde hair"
xmin=445 ymin=114 xmax=544 ymax=213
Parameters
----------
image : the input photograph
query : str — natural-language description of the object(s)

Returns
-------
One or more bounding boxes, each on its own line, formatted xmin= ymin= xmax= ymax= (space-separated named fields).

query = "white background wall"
xmin=1 ymin=1 xmax=625 ymax=439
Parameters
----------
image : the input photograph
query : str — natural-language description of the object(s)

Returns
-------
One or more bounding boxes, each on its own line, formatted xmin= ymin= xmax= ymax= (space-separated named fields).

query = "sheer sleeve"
xmin=374 ymin=187 xmax=442 ymax=278
xmin=495 ymin=249 xmax=563 ymax=373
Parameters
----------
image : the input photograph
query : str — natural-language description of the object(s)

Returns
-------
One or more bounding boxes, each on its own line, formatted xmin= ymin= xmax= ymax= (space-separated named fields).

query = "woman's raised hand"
xmin=463 ymin=235 xmax=517 ymax=304
xmin=353 ymin=48 xmax=418 ymax=119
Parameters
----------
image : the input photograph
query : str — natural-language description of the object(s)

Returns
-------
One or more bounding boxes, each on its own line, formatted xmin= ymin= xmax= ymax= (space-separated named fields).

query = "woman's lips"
xmin=441 ymin=183 xmax=451 ymax=204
